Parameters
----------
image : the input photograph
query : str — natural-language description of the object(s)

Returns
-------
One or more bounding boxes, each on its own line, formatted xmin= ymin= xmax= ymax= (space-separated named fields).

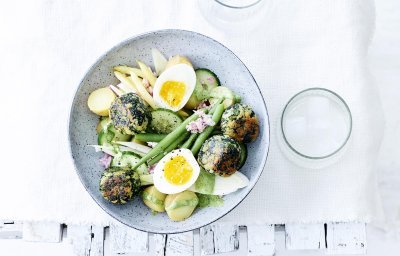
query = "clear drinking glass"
xmin=198 ymin=0 xmax=269 ymax=33
xmin=278 ymin=88 xmax=353 ymax=169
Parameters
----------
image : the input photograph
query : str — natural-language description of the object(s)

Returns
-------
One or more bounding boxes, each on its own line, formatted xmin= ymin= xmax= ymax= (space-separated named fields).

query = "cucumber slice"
xmin=195 ymin=69 xmax=220 ymax=100
xmin=238 ymin=143 xmax=247 ymax=169
xmin=98 ymin=122 xmax=131 ymax=145
xmin=108 ymin=125 xmax=132 ymax=142
xmin=98 ymin=129 xmax=114 ymax=146
xmin=209 ymin=86 xmax=235 ymax=108
xmin=96 ymin=117 xmax=111 ymax=134
xmin=111 ymin=152 xmax=148 ymax=174
xmin=150 ymin=109 xmax=183 ymax=134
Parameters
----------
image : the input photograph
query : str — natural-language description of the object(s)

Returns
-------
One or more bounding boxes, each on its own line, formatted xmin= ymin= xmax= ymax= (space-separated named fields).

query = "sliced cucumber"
xmin=238 ymin=143 xmax=247 ymax=169
xmin=98 ymin=129 xmax=115 ymax=146
xmin=98 ymin=122 xmax=131 ymax=145
xmin=150 ymin=109 xmax=183 ymax=134
xmin=194 ymin=69 xmax=220 ymax=100
xmin=209 ymin=86 xmax=235 ymax=108
xmin=111 ymin=152 xmax=148 ymax=174
xmin=96 ymin=117 xmax=111 ymax=134
xmin=108 ymin=125 xmax=132 ymax=141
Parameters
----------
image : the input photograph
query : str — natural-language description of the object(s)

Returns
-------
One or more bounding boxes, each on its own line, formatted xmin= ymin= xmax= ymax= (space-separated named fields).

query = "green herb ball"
xmin=197 ymin=135 xmax=241 ymax=177
xmin=109 ymin=93 xmax=151 ymax=135
xmin=99 ymin=166 xmax=141 ymax=204
xmin=221 ymin=103 xmax=259 ymax=143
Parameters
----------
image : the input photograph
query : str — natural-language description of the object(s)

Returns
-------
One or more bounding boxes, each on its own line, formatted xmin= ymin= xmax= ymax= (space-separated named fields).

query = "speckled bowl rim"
xmin=68 ymin=29 xmax=270 ymax=234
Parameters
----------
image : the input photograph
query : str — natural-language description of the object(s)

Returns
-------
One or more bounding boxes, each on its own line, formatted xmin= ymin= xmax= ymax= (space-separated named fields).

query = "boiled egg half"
xmin=153 ymin=148 xmax=200 ymax=194
xmin=153 ymin=64 xmax=196 ymax=111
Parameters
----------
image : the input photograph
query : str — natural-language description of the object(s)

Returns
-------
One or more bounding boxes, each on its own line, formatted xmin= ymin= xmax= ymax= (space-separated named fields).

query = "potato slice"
xmin=165 ymin=55 xmax=193 ymax=69
xmin=184 ymin=93 xmax=201 ymax=110
xmin=142 ymin=186 xmax=166 ymax=213
xmin=87 ymin=87 xmax=116 ymax=116
xmin=164 ymin=191 xmax=198 ymax=221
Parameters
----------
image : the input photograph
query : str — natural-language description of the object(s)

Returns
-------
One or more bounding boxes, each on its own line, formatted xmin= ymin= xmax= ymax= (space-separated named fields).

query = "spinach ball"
xmin=99 ymin=167 xmax=141 ymax=204
xmin=198 ymin=135 xmax=241 ymax=177
xmin=221 ymin=103 xmax=259 ymax=143
xmin=109 ymin=93 xmax=151 ymax=135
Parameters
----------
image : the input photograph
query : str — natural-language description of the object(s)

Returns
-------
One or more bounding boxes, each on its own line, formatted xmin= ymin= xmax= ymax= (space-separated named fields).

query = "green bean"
xmin=208 ymin=98 xmax=223 ymax=115
xmin=181 ymin=133 xmax=199 ymax=149
xmin=148 ymin=133 xmax=189 ymax=165
xmin=131 ymin=115 xmax=198 ymax=170
xmin=181 ymin=98 xmax=224 ymax=149
xmin=135 ymin=133 xmax=167 ymax=142
xmin=191 ymin=103 xmax=225 ymax=155
xmin=131 ymin=98 xmax=223 ymax=171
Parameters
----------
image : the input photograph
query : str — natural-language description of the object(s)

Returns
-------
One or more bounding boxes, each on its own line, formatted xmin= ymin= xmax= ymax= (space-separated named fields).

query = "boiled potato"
xmin=177 ymin=109 xmax=191 ymax=118
xmin=165 ymin=55 xmax=193 ymax=69
xmin=87 ymin=87 xmax=116 ymax=116
xmin=184 ymin=93 xmax=201 ymax=110
xmin=164 ymin=191 xmax=198 ymax=221
xmin=142 ymin=186 xmax=167 ymax=212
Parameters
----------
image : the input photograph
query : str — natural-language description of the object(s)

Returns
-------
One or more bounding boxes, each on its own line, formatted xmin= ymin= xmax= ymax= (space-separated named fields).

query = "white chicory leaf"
xmin=151 ymin=48 xmax=168 ymax=75
xmin=115 ymin=141 xmax=152 ymax=154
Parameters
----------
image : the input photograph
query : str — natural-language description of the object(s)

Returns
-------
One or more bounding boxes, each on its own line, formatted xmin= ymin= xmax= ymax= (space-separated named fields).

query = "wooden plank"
xmin=199 ymin=225 xmax=214 ymax=255
xmin=90 ymin=226 xmax=104 ymax=256
xmin=22 ymin=221 xmax=62 ymax=242
xmin=247 ymin=224 xmax=275 ymax=256
xmin=213 ymin=223 xmax=239 ymax=254
xmin=199 ymin=223 xmax=239 ymax=255
xmin=285 ymin=223 xmax=325 ymax=250
xmin=153 ymin=234 xmax=167 ymax=256
xmin=0 ymin=221 xmax=23 ymax=239
xmin=165 ymin=231 xmax=194 ymax=256
xmin=67 ymin=225 xmax=92 ymax=256
xmin=109 ymin=223 xmax=148 ymax=254
xmin=326 ymin=222 xmax=366 ymax=254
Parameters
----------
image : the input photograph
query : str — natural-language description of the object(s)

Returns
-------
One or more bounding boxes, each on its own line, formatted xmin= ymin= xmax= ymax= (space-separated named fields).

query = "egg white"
xmin=188 ymin=171 xmax=250 ymax=196
xmin=153 ymin=148 xmax=200 ymax=194
xmin=212 ymin=171 xmax=249 ymax=195
xmin=153 ymin=64 xmax=196 ymax=111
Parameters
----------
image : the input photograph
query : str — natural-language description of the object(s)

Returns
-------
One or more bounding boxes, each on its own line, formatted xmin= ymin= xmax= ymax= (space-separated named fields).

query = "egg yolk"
xmin=164 ymin=156 xmax=193 ymax=185
xmin=159 ymin=81 xmax=186 ymax=107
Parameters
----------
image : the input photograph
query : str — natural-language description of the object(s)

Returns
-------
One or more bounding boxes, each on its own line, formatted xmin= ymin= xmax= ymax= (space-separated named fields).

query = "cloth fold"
xmin=0 ymin=0 xmax=383 ymax=225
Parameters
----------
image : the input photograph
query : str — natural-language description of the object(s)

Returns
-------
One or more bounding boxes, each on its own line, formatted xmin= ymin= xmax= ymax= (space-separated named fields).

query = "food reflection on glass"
xmin=86 ymin=49 xmax=260 ymax=221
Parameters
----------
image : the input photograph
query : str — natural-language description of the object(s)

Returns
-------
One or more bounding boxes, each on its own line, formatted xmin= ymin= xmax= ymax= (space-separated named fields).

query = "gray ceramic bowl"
xmin=69 ymin=29 xmax=270 ymax=233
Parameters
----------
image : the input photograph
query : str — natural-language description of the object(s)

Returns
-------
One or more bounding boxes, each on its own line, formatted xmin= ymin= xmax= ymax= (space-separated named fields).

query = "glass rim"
xmin=214 ymin=0 xmax=263 ymax=9
xmin=280 ymin=87 xmax=353 ymax=160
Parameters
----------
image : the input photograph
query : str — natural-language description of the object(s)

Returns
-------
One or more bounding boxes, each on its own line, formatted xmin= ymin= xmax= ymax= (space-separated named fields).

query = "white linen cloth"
xmin=0 ymin=0 xmax=384 ymax=225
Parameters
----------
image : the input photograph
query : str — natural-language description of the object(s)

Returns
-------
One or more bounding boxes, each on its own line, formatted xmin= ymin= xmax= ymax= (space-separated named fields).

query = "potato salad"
xmin=87 ymin=49 xmax=260 ymax=221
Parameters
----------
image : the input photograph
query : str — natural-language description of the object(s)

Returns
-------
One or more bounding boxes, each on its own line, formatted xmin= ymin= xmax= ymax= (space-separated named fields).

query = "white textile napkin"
xmin=0 ymin=0 xmax=384 ymax=225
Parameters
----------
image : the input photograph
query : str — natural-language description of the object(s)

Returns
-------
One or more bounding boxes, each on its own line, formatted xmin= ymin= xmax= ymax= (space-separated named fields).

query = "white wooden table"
xmin=1 ymin=220 xmax=368 ymax=255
